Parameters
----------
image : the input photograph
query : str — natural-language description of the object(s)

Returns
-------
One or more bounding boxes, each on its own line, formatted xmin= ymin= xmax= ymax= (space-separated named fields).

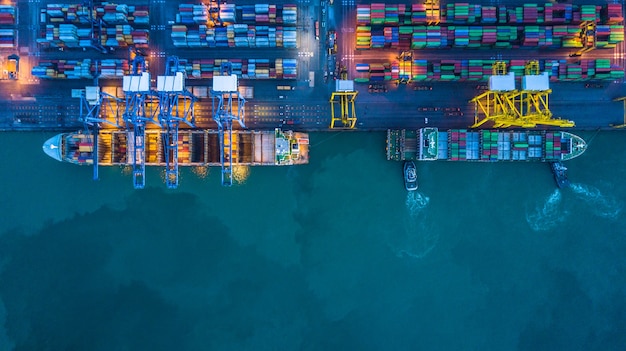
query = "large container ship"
xmin=43 ymin=128 xmax=309 ymax=167
xmin=387 ymin=128 xmax=586 ymax=162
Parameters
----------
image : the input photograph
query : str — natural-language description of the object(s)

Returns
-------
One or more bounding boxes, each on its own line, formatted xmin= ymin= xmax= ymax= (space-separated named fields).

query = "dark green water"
xmin=1 ymin=130 xmax=625 ymax=350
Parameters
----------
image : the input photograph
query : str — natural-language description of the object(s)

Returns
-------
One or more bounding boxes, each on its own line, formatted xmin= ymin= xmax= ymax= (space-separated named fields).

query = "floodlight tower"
xmin=80 ymin=85 xmax=122 ymax=180
xmin=122 ymin=54 xmax=157 ymax=189
xmin=157 ymin=56 xmax=197 ymax=189
xmin=211 ymin=62 xmax=246 ymax=186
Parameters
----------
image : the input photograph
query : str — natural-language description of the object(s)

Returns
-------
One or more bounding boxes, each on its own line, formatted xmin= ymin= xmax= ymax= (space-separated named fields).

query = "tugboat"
xmin=404 ymin=161 xmax=418 ymax=191
xmin=551 ymin=162 xmax=570 ymax=189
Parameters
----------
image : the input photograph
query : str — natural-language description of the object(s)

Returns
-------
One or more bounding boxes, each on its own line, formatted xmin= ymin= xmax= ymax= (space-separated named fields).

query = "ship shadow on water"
xmin=526 ymin=183 xmax=623 ymax=232
xmin=390 ymin=192 xmax=438 ymax=259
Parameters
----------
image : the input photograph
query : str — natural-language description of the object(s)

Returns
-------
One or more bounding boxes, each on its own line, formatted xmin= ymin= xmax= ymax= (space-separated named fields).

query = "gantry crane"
xmin=157 ymin=56 xmax=196 ymax=189
xmin=211 ymin=62 xmax=246 ymax=186
xmin=471 ymin=61 xmax=574 ymax=128
xmin=398 ymin=51 xmax=412 ymax=84
xmin=329 ymin=68 xmax=358 ymax=128
xmin=80 ymin=0 xmax=107 ymax=53
xmin=425 ymin=0 xmax=440 ymax=25
xmin=207 ymin=0 xmax=223 ymax=27
xmin=122 ymin=52 xmax=157 ymax=189
xmin=570 ymin=21 xmax=596 ymax=57
xmin=79 ymin=85 xmax=122 ymax=180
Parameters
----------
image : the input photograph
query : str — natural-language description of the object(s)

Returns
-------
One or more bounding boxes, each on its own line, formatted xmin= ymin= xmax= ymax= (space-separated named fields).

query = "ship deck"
xmin=67 ymin=129 xmax=309 ymax=166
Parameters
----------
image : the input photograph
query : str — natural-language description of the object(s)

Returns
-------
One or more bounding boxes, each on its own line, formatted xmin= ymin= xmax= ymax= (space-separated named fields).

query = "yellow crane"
xmin=470 ymin=61 xmax=524 ymax=128
xmin=471 ymin=60 xmax=575 ymax=128
xmin=329 ymin=68 xmax=358 ymax=129
xmin=570 ymin=21 xmax=596 ymax=57
xmin=425 ymin=0 xmax=440 ymax=25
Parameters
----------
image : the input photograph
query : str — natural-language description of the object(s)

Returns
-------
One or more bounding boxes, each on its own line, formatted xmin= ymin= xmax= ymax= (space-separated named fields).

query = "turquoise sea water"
xmin=1 ymin=130 xmax=626 ymax=350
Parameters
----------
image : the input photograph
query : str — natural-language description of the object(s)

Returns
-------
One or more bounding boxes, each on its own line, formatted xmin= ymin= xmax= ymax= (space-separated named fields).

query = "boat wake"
xmin=391 ymin=192 xmax=438 ymax=259
xmin=405 ymin=191 xmax=430 ymax=217
xmin=570 ymin=183 xmax=622 ymax=219
xmin=526 ymin=189 xmax=568 ymax=232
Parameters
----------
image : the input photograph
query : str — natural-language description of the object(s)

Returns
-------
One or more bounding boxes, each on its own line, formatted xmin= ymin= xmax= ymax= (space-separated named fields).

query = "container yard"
xmin=354 ymin=3 xmax=624 ymax=52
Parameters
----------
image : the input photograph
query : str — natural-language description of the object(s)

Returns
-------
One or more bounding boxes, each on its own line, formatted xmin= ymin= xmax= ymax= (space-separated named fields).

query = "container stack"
xmin=101 ymin=25 xmax=148 ymax=48
xmin=40 ymin=24 xmax=80 ymax=48
xmin=98 ymin=4 xmax=150 ymax=26
xmin=356 ymin=26 xmax=371 ymax=49
xmin=99 ymin=59 xmax=129 ymax=78
xmin=176 ymin=4 xmax=206 ymax=25
xmin=448 ymin=130 xmax=465 ymax=161
xmin=411 ymin=4 xmax=426 ymax=24
xmin=220 ymin=4 xmax=236 ymax=23
xmin=0 ymin=29 xmax=15 ymax=48
xmin=482 ymin=6 xmax=497 ymax=24
xmin=31 ymin=59 xmax=94 ymax=79
xmin=609 ymin=25 xmax=624 ymax=46
xmin=369 ymin=63 xmax=386 ymax=82
xmin=543 ymin=132 xmax=562 ymax=161
xmin=178 ymin=135 xmax=191 ymax=164
xmin=282 ymin=58 xmax=297 ymax=79
xmin=412 ymin=59 xmax=428 ymax=81
xmin=172 ymin=3 xmax=296 ymax=48
xmin=603 ymin=4 xmax=623 ymax=24
xmin=370 ymin=3 xmax=385 ymax=25
xmin=42 ymin=3 xmax=149 ymax=26
xmin=282 ymin=4 xmax=297 ymax=25
xmin=0 ymin=5 xmax=15 ymax=25
xmin=38 ymin=3 xmax=150 ymax=50
xmin=356 ymin=58 xmax=623 ymax=83
xmin=175 ymin=58 xmax=296 ymax=80
xmin=522 ymin=4 xmax=541 ymax=24
xmin=543 ymin=3 xmax=574 ymax=24
xmin=357 ymin=5 xmax=371 ymax=25
xmin=580 ymin=5 xmax=597 ymax=22
xmin=480 ymin=130 xmax=499 ymax=161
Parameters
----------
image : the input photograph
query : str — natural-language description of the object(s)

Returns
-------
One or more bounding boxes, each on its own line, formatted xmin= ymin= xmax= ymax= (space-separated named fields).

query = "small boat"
xmin=404 ymin=161 xmax=418 ymax=191
xmin=551 ymin=162 xmax=570 ymax=189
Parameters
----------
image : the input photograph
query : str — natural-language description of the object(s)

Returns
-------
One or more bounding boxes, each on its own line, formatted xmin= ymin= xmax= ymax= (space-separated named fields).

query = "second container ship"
xmin=387 ymin=128 xmax=586 ymax=162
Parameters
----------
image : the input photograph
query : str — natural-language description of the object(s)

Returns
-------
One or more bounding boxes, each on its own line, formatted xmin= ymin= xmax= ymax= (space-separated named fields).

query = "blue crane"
xmin=122 ymin=52 xmax=157 ymax=189
xmin=80 ymin=0 xmax=107 ymax=53
xmin=211 ymin=62 xmax=246 ymax=186
xmin=157 ymin=56 xmax=196 ymax=189
xmin=80 ymin=86 xmax=122 ymax=181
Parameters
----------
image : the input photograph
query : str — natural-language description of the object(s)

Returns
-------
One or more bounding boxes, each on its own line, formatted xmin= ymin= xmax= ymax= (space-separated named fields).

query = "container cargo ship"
xmin=387 ymin=128 xmax=586 ymax=162
xmin=43 ymin=128 xmax=309 ymax=167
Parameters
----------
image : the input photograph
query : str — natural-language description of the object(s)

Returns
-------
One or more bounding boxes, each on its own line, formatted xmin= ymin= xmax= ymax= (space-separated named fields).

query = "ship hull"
xmin=43 ymin=129 xmax=309 ymax=167
xmin=387 ymin=128 xmax=587 ymax=162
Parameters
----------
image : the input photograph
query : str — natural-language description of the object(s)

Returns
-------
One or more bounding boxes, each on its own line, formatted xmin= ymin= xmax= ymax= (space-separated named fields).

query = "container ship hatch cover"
xmin=387 ymin=128 xmax=587 ymax=162
xmin=43 ymin=128 xmax=309 ymax=168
